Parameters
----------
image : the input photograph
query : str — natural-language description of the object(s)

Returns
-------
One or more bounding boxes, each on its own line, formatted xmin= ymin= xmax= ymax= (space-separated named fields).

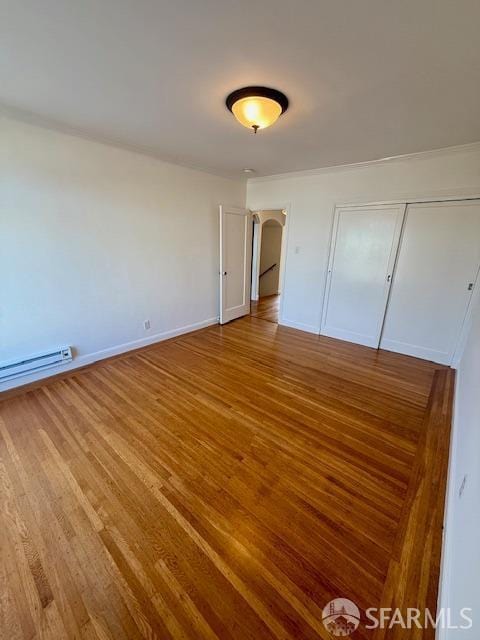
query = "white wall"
xmin=247 ymin=145 xmax=480 ymax=333
xmin=0 ymin=116 xmax=245 ymax=390
xmin=439 ymin=287 xmax=480 ymax=638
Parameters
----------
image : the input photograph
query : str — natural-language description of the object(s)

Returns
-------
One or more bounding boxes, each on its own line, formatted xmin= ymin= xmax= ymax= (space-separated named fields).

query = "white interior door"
xmin=219 ymin=205 xmax=252 ymax=324
xmin=321 ymin=204 xmax=405 ymax=347
xmin=380 ymin=200 xmax=480 ymax=364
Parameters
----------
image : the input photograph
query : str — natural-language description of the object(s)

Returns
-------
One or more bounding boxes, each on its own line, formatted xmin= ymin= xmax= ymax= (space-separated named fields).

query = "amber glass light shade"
xmin=231 ymin=96 xmax=283 ymax=131
xmin=226 ymin=87 xmax=289 ymax=133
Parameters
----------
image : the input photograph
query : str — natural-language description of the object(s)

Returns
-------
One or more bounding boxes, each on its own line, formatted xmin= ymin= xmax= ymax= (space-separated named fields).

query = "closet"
xmin=321 ymin=204 xmax=405 ymax=347
xmin=321 ymin=199 xmax=480 ymax=364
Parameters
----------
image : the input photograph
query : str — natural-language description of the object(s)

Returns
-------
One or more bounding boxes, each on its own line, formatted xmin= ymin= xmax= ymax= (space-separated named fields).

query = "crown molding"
xmin=3 ymin=103 xmax=479 ymax=185
xmin=0 ymin=103 xmax=245 ymax=183
xmin=248 ymin=141 xmax=480 ymax=183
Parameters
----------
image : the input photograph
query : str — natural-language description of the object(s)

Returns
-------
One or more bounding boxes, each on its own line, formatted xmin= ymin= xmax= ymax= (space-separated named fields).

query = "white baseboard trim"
xmin=380 ymin=338 xmax=450 ymax=365
xmin=320 ymin=326 xmax=378 ymax=348
xmin=279 ymin=317 xmax=319 ymax=334
xmin=0 ymin=316 xmax=219 ymax=392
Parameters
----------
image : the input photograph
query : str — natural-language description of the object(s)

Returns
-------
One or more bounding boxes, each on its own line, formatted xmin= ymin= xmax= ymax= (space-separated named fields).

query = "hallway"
xmin=250 ymin=294 xmax=280 ymax=323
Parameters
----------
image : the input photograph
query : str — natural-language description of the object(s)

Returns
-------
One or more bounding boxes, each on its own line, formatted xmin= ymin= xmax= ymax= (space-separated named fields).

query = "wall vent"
xmin=0 ymin=347 xmax=72 ymax=382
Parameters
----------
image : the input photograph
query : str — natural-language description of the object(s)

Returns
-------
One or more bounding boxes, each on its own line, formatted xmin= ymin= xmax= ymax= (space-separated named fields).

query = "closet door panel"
xmin=380 ymin=200 xmax=480 ymax=364
xmin=321 ymin=204 xmax=405 ymax=348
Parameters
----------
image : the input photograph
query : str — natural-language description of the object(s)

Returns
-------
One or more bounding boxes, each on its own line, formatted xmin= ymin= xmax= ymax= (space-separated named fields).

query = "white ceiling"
xmin=1 ymin=0 xmax=480 ymax=177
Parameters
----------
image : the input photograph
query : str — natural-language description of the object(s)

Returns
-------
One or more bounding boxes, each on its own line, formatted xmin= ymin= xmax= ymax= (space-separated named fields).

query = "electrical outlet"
xmin=143 ymin=320 xmax=151 ymax=331
xmin=459 ymin=474 xmax=467 ymax=499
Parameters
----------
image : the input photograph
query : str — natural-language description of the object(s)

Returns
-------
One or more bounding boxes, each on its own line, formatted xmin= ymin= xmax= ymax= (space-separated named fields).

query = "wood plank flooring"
xmin=0 ymin=316 xmax=453 ymax=639
xmin=250 ymin=295 xmax=280 ymax=323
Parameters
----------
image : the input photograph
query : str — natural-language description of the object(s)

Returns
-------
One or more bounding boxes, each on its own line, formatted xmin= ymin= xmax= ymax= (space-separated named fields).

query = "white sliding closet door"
xmin=380 ymin=200 xmax=480 ymax=365
xmin=321 ymin=204 xmax=405 ymax=347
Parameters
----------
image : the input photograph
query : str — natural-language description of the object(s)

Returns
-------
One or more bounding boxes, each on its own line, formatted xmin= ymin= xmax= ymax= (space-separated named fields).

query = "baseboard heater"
xmin=0 ymin=347 xmax=73 ymax=382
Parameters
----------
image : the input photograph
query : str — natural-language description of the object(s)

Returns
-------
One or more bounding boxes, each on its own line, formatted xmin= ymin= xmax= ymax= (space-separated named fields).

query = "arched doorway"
xmin=251 ymin=210 xmax=286 ymax=323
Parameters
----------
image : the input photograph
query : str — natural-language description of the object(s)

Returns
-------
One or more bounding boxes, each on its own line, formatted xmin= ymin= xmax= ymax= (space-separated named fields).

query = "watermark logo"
xmin=322 ymin=598 xmax=361 ymax=636
xmin=321 ymin=596 xmax=473 ymax=635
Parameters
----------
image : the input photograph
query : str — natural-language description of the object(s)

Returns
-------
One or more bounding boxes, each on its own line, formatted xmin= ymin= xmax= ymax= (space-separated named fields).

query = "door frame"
xmin=320 ymin=203 xmax=406 ymax=347
xmin=334 ymin=194 xmax=480 ymax=209
xmin=249 ymin=203 xmax=292 ymax=324
xmin=323 ymin=195 xmax=480 ymax=360
xmin=251 ymin=212 xmax=287 ymax=302
xmin=451 ymin=262 xmax=480 ymax=367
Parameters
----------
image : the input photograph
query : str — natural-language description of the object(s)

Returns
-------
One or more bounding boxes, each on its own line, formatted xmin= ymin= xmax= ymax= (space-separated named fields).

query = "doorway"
xmin=250 ymin=210 xmax=286 ymax=324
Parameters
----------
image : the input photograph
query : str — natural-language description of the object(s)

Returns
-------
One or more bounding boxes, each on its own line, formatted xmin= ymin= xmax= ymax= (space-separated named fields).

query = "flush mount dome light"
xmin=226 ymin=86 xmax=289 ymax=133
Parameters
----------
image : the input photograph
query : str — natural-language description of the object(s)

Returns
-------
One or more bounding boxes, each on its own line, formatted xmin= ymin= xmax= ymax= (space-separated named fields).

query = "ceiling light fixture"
xmin=226 ymin=86 xmax=289 ymax=134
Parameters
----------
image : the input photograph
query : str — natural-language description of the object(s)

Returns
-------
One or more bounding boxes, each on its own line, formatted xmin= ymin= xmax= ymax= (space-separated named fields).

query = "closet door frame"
xmin=321 ymin=203 xmax=406 ymax=348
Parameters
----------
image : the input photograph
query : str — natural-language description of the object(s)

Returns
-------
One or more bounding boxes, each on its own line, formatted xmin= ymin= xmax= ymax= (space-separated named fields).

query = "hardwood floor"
xmin=0 ymin=316 xmax=453 ymax=639
xmin=250 ymin=294 xmax=280 ymax=323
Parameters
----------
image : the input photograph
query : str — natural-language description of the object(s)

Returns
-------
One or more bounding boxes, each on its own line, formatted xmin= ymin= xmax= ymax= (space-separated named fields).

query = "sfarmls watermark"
xmin=322 ymin=599 xmax=473 ymax=636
